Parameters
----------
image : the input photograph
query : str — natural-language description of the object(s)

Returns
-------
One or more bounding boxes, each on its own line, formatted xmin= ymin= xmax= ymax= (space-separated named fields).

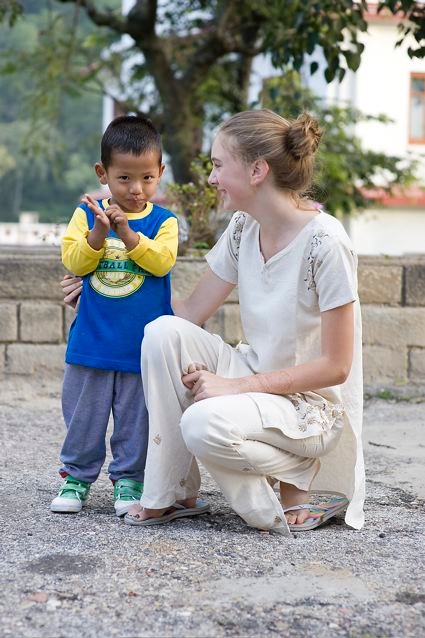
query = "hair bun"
xmin=284 ymin=113 xmax=322 ymax=161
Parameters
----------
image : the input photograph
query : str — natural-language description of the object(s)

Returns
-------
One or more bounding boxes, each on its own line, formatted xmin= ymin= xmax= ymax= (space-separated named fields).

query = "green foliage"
xmin=166 ymin=155 xmax=220 ymax=252
xmin=2 ymin=0 xmax=424 ymax=184
xmin=253 ymin=0 xmax=368 ymax=83
xmin=0 ymin=0 xmax=23 ymax=26
xmin=1 ymin=0 xmax=424 ymax=214
xmin=378 ymin=0 xmax=425 ymax=59
xmin=262 ymin=71 xmax=419 ymax=215
xmin=0 ymin=145 xmax=16 ymax=178
xmin=0 ymin=5 xmax=114 ymax=156
xmin=0 ymin=3 xmax=103 ymax=222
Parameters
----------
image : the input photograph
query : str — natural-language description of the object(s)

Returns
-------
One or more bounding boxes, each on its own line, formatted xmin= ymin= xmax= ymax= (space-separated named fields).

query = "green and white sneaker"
xmin=50 ymin=476 xmax=91 ymax=513
xmin=114 ymin=478 xmax=143 ymax=517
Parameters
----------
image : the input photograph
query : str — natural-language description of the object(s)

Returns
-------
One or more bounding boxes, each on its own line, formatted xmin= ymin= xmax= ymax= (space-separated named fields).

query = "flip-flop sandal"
xmin=284 ymin=491 xmax=349 ymax=532
xmin=123 ymin=499 xmax=210 ymax=527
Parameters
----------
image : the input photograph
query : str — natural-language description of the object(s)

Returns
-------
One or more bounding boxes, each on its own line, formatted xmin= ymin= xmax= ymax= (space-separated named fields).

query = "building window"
xmin=409 ymin=73 xmax=425 ymax=144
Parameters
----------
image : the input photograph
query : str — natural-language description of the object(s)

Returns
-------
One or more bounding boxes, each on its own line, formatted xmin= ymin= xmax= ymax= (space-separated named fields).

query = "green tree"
xmin=0 ymin=146 xmax=16 ymax=179
xmin=0 ymin=3 xmax=104 ymax=221
xmin=2 ymin=0 xmax=424 ymax=184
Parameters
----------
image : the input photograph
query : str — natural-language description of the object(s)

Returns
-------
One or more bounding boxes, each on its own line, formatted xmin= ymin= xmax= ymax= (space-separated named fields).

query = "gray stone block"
xmin=0 ymin=345 xmax=5 ymax=375
xmin=0 ymin=249 xmax=66 ymax=300
xmin=363 ymin=345 xmax=408 ymax=386
xmin=20 ymin=303 xmax=63 ymax=343
xmin=204 ymin=305 xmax=244 ymax=345
xmin=203 ymin=308 xmax=224 ymax=337
xmin=171 ymin=258 xmax=239 ymax=303
xmin=405 ymin=264 xmax=425 ymax=306
xmin=222 ymin=304 xmax=244 ymax=345
xmin=171 ymin=259 xmax=208 ymax=299
xmin=0 ymin=303 xmax=18 ymax=342
xmin=358 ymin=265 xmax=402 ymax=305
xmin=362 ymin=306 xmax=425 ymax=348
xmin=6 ymin=344 xmax=66 ymax=375
xmin=409 ymin=347 xmax=425 ymax=382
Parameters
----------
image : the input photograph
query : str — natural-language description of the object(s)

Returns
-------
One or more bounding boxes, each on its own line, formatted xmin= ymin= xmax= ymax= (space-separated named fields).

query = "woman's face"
xmin=208 ymin=134 xmax=252 ymax=210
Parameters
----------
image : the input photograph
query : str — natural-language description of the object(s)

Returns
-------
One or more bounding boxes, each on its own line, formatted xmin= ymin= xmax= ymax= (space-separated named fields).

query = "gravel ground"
xmin=0 ymin=378 xmax=424 ymax=638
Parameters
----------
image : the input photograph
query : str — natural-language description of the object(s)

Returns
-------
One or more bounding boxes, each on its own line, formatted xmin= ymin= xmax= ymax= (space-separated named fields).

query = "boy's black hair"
xmin=101 ymin=115 xmax=162 ymax=169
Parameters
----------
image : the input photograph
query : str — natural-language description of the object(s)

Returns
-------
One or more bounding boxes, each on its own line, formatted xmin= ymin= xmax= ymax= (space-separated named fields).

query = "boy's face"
xmin=95 ymin=150 xmax=165 ymax=213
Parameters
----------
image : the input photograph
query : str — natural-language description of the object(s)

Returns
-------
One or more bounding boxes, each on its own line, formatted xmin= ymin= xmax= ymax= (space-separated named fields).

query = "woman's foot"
xmin=126 ymin=497 xmax=197 ymax=522
xmin=279 ymin=482 xmax=312 ymax=526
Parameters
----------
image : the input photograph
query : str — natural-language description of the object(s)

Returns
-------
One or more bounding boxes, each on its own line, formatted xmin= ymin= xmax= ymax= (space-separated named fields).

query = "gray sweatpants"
xmin=59 ymin=364 xmax=148 ymax=484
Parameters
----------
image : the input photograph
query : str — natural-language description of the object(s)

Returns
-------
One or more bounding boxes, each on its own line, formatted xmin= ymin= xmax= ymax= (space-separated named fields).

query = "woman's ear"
xmin=250 ymin=158 xmax=270 ymax=186
xmin=95 ymin=162 xmax=108 ymax=185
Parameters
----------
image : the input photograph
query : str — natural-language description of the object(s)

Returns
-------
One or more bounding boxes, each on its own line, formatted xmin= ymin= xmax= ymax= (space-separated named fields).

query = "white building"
xmin=319 ymin=4 xmax=425 ymax=256
xmin=0 ymin=213 xmax=66 ymax=246
xmin=250 ymin=3 xmax=425 ymax=255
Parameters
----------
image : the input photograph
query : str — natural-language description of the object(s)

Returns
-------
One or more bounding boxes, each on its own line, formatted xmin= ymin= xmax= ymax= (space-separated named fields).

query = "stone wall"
xmin=0 ymin=247 xmax=424 ymax=393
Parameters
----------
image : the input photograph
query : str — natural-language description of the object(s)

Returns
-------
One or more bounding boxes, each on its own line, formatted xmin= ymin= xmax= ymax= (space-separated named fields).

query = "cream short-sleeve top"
xmin=205 ymin=211 xmax=365 ymax=529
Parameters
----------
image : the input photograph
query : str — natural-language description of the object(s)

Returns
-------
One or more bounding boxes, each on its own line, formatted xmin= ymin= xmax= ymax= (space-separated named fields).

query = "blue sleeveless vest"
xmin=66 ymin=200 xmax=175 ymax=373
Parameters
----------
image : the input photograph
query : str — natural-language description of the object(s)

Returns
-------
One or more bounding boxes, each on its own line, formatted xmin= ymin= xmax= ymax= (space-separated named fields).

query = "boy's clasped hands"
xmin=82 ymin=193 xmax=139 ymax=251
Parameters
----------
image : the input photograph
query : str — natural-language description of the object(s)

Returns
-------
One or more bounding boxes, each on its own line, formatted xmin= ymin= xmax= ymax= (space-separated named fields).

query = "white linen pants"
xmin=140 ymin=316 xmax=342 ymax=536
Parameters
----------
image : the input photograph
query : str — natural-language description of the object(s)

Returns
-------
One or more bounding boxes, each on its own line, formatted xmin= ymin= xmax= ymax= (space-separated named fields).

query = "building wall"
xmin=0 ymin=248 xmax=424 ymax=394
xmin=353 ymin=22 xmax=425 ymax=171
xmin=250 ymin=13 xmax=425 ymax=257
xmin=308 ymin=14 xmax=425 ymax=169
xmin=348 ymin=207 xmax=425 ymax=256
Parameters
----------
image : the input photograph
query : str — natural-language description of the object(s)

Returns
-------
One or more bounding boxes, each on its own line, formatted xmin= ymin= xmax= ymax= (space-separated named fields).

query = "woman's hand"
xmin=182 ymin=367 xmax=246 ymax=402
xmin=61 ymin=274 xmax=82 ymax=309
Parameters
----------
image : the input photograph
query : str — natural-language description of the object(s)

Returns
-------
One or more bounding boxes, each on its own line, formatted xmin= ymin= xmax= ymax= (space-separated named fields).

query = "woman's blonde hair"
xmin=219 ymin=109 xmax=322 ymax=196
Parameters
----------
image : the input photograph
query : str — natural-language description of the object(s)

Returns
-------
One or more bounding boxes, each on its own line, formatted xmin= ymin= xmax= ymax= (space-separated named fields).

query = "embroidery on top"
xmin=288 ymin=393 xmax=344 ymax=433
xmin=232 ymin=212 xmax=246 ymax=260
xmin=304 ymin=231 xmax=329 ymax=292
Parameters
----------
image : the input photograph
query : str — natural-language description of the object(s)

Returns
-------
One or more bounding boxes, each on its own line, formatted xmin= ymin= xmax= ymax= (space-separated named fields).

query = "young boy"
xmin=51 ymin=115 xmax=178 ymax=516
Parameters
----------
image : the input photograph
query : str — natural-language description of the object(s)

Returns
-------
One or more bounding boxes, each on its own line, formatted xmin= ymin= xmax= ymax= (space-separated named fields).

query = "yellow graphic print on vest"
xmin=90 ymin=237 xmax=150 ymax=298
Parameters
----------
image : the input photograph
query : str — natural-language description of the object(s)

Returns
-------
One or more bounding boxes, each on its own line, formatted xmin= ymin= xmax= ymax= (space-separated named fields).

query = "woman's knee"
xmin=144 ymin=315 xmax=180 ymax=343
xmin=298 ymin=424 xmax=343 ymax=459
xmin=142 ymin=315 xmax=186 ymax=359
xmin=180 ymin=399 xmax=222 ymax=457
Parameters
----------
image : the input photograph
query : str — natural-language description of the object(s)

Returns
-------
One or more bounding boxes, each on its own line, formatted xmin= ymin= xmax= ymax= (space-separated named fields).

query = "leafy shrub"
xmin=166 ymin=155 xmax=222 ymax=254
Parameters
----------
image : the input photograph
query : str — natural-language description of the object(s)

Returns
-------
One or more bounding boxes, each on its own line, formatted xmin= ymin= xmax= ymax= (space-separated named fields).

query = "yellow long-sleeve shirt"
xmin=62 ymin=199 xmax=178 ymax=277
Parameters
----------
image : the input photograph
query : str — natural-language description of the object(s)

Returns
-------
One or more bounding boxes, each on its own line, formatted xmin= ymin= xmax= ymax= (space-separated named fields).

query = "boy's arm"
xmin=62 ymin=207 xmax=105 ymax=276
xmin=126 ymin=216 xmax=178 ymax=277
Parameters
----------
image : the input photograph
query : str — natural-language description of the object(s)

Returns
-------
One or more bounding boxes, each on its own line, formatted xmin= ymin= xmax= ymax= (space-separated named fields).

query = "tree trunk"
xmin=12 ymin=168 xmax=23 ymax=220
xmin=161 ymin=102 xmax=204 ymax=183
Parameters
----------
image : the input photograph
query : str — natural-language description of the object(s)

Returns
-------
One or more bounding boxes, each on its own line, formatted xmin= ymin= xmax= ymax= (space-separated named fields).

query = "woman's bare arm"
xmin=248 ymin=301 xmax=355 ymax=393
xmin=172 ymin=267 xmax=235 ymax=326
xmin=184 ymin=302 xmax=355 ymax=401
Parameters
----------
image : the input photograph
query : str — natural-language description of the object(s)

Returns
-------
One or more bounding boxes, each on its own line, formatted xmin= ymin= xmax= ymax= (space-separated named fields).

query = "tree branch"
xmin=127 ymin=0 xmax=157 ymax=39
xmin=182 ymin=2 xmax=264 ymax=91
xmin=56 ymin=0 xmax=128 ymax=34
xmin=56 ymin=0 xmax=178 ymax=108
